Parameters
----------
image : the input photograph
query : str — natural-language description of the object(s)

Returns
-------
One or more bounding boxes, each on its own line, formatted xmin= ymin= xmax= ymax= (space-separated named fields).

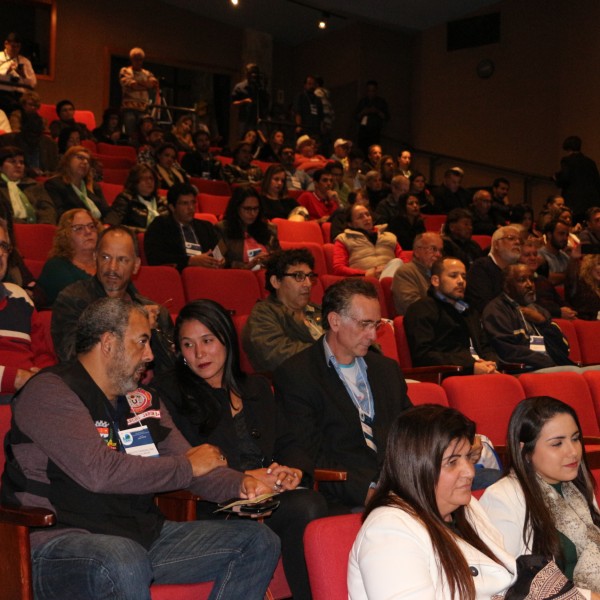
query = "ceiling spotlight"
xmin=318 ymin=12 xmax=329 ymax=29
xmin=230 ymin=0 xmax=239 ymax=5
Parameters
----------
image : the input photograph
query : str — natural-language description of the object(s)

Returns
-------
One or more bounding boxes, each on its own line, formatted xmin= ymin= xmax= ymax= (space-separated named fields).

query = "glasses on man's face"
xmin=71 ymin=222 xmax=96 ymax=234
xmin=0 ymin=241 xmax=12 ymax=256
xmin=499 ymin=235 xmax=522 ymax=243
xmin=342 ymin=314 xmax=382 ymax=331
xmin=281 ymin=271 xmax=318 ymax=283
xmin=417 ymin=245 xmax=443 ymax=254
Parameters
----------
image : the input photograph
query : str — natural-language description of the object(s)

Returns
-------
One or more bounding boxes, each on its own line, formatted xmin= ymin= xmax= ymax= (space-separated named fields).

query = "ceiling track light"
xmin=318 ymin=12 xmax=329 ymax=29
xmin=230 ymin=0 xmax=239 ymax=6
xmin=286 ymin=0 xmax=346 ymax=30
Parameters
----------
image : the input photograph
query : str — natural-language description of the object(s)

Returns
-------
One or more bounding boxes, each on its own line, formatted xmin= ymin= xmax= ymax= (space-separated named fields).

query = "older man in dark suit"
xmin=273 ymin=278 xmax=412 ymax=512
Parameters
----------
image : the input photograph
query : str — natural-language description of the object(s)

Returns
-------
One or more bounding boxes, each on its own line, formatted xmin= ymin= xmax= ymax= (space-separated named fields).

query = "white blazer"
xmin=348 ymin=498 xmax=516 ymax=599
xmin=480 ymin=475 xmax=592 ymax=600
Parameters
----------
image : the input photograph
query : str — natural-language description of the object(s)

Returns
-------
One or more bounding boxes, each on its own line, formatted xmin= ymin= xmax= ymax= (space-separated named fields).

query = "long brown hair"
xmin=56 ymin=146 xmax=94 ymax=192
xmin=505 ymin=396 xmax=600 ymax=560
xmin=365 ymin=405 xmax=502 ymax=600
xmin=49 ymin=208 xmax=102 ymax=260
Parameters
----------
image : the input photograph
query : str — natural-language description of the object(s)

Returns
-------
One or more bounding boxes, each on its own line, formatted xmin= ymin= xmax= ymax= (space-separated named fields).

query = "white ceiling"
xmin=162 ymin=0 xmax=500 ymax=45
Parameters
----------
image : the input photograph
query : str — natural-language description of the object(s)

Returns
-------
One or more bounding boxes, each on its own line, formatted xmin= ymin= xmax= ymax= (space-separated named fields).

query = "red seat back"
xmin=272 ymin=218 xmax=324 ymax=245
xmin=189 ymin=178 xmax=231 ymax=196
xmin=407 ymin=382 xmax=449 ymax=407
xmin=74 ymin=110 xmax=96 ymax=131
xmin=321 ymin=221 xmax=331 ymax=244
xmin=442 ymin=374 xmax=525 ymax=445
xmin=472 ymin=235 xmax=492 ymax=251
xmin=376 ymin=320 xmax=398 ymax=362
xmin=553 ymin=319 xmax=582 ymax=364
xmin=280 ymin=241 xmax=327 ymax=278
xmin=133 ymin=266 xmax=186 ymax=314
xmin=97 ymin=143 xmax=137 ymax=162
xmin=305 ymin=514 xmax=362 ymax=600
xmin=99 ymin=181 xmax=124 ymax=206
xmin=196 ymin=194 xmax=229 ymax=218
xmin=380 ymin=277 xmax=396 ymax=318
xmin=583 ymin=371 xmax=600 ymax=426
xmin=423 ymin=214 xmax=446 ymax=233
xmin=13 ymin=223 xmax=57 ymax=262
xmin=393 ymin=316 xmax=413 ymax=369
xmin=95 ymin=154 xmax=135 ymax=170
xmin=103 ymin=168 xmax=129 ymax=185
xmin=574 ymin=320 xmax=600 ymax=365
xmin=182 ymin=268 xmax=262 ymax=316
xmin=519 ymin=372 xmax=600 ymax=437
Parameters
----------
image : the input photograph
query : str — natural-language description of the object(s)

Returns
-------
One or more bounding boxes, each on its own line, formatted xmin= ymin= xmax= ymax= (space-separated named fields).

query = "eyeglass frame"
xmin=341 ymin=313 xmax=383 ymax=331
xmin=280 ymin=271 xmax=318 ymax=283
xmin=71 ymin=223 xmax=97 ymax=234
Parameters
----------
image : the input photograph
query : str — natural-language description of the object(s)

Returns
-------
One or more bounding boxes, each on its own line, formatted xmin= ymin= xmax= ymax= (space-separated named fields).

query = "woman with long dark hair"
xmin=149 ymin=299 xmax=327 ymax=600
xmin=349 ymin=405 xmax=516 ymax=599
xmin=216 ymin=185 xmax=280 ymax=269
xmin=481 ymin=397 xmax=600 ymax=596
xmin=259 ymin=164 xmax=298 ymax=220
xmin=387 ymin=192 xmax=426 ymax=250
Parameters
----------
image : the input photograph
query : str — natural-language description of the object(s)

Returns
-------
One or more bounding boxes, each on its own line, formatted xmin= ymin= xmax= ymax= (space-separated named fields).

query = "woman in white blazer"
xmin=348 ymin=405 xmax=516 ymax=600
xmin=480 ymin=396 xmax=600 ymax=600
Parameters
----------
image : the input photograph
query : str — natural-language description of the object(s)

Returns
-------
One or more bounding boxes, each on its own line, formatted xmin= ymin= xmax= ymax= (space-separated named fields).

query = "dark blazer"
xmin=104 ymin=192 xmax=168 ymax=231
xmin=273 ymin=339 xmax=411 ymax=508
xmin=44 ymin=176 xmax=109 ymax=220
xmin=466 ymin=255 xmax=503 ymax=314
xmin=144 ymin=214 xmax=219 ymax=271
xmin=150 ymin=372 xmax=312 ymax=476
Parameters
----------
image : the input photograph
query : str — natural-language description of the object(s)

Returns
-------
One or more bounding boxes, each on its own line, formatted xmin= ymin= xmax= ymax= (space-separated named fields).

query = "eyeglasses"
xmin=342 ymin=314 xmax=382 ymax=331
xmin=281 ymin=271 xmax=318 ymax=283
xmin=71 ymin=223 xmax=96 ymax=233
xmin=0 ymin=241 xmax=12 ymax=256
xmin=498 ymin=235 xmax=522 ymax=243
xmin=416 ymin=245 xmax=443 ymax=253
xmin=240 ymin=206 xmax=260 ymax=213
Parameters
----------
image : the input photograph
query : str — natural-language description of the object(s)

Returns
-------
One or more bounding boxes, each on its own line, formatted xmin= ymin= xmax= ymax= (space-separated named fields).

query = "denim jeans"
xmin=31 ymin=519 xmax=280 ymax=600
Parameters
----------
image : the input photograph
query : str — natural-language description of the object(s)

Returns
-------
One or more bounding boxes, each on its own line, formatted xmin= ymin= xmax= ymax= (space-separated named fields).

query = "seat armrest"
xmin=0 ymin=504 xmax=55 ymax=527
xmin=403 ymin=365 xmax=463 ymax=384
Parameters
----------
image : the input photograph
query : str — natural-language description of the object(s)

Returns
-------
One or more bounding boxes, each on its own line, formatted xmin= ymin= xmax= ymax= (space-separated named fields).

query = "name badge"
xmin=118 ymin=425 xmax=159 ymax=457
xmin=185 ymin=241 xmax=203 ymax=256
xmin=530 ymin=335 xmax=546 ymax=353
xmin=310 ymin=103 xmax=318 ymax=116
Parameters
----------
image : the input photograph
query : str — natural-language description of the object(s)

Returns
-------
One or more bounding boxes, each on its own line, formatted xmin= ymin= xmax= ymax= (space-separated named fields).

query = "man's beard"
xmin=110 ymin=343 xmax=147 ymax=395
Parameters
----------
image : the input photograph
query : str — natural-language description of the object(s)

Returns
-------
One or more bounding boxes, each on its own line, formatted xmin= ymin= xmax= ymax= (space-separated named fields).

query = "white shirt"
xmin=0 ymin=51 xmax=37 ymax=91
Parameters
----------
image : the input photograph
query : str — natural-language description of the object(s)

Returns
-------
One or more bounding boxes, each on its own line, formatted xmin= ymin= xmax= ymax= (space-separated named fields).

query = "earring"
xmin=183 ymin=357 xmax=188 ymax=366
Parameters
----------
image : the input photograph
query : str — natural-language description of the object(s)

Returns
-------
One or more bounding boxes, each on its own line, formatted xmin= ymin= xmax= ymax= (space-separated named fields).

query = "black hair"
xmin=264 ymin=249 xmax=314 ymax=294
xmin=222 ymin=185 xmax=271 ymax=245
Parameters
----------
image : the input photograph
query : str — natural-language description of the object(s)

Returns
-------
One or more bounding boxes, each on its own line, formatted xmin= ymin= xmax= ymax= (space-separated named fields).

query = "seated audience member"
xmin=280 ymin=145 xmax=312 ymax=192
xmin=348 ymin=405 xmax=516 ymax=600
xmin=328 ymin=160 xmax=352 ymax=208
xmin=386 ymin=192 xmax=426 ymax=250
xmin=153 ymin=142 xmax=189 ymax=190
xmin=44 ymin=146 xmax=109 ymax=220
xmin=105 ymin=164 xmax=168 ymax=231
xmin=0 ymin=32 xmax=36 ymax=109
xmin=343 ymin=149 xmax=366 ymax=191
xmin=330 ymin=138 xmax=351 ymax=170
xmin=482 ymin=264 xmax=574 ymax=371
xmin=392 ymin=232 xmax=443 ymax=316
xmin=509 ymin=203 xmax=536 ymax=237
xmin=216 ymin=186 xmax=280 ymax=269
xmin=3 ymin=297 xmax=280 ymax=600
xmin=242 ymin=249 xmax=322 ymax=373
xmin=363 ymin=144 xmax=382 ymax=172
xmin=328 ymin=189 xmax=370 ymax=241
xmin=49 ymin=99 xmax=92 ymax=141
xmin=378 ymin=155 xmax=396 ymax=191
xmin=37 ymin=209 xmax=101 ymax=307
xmin=0 ymin=217 xmax=55 ymax=392
xmin=133 ymin=115 xmax=156 ymax=149
xmin=566 ymin=253 xmax=600 ymax=320
xmin=145 ymin=182 xmax=222 ymax=271
xmin=92 ymin=108 xmax=127 ymax=145
xmin=404 ymin=257 xmax=499 ymax=374
xmin=57 ymin=126 xmax=82 ymax=158
xmin=539 ymin=218 xmax=571 ymax=285
xmin=0 ymin=112 xmax=58 ymax=177
xmin=242 ymin=129 xmax=262 ymax=159
xmin=257 ymin=129 xmax=285 ymax=163
xmin=466 ymin=225 xmax=522 ymax=313
xmin=222 ymin=141 xmax=262 ymax=185
xmin=433 ymin=167 xmax=471 ymax=213
xmin=274 ymin=278 xmax=412 ymax=510
xmin=490 ymin=177 xmax=512 ymax=223
xmin=294 ymin=135 xmax=327 ymax=173
xmin=180 ymin=129 xmax=222 ymax=180
xmin=333 ymin=203 xmax=403 ymax=279
xmin=374 ymin=174 xmax=410 ymax=225
xmin=297 ymin=168 xmax=339 ymax=222
xmin=442 ymin=208 xmax=483 ymax=269
xmin=410 ymin=171 xmax=441 ymax=214
xmin=52 ymin=225 xmax=175 ymax=371
xmin=150 ymin=299 xmax=327 ymax=600
xmin=363 ymin=170 xmax=387 ymax=210
xmin=137 ymin=126 xmax=165 ymax=167
xmin=168 ymin=114 xmax=195 ymax=152
xmin=397 ymin=147 xmax=412 ymax=178
xmin=470 ymin=189 xmax=504 ymax=235
xmin=521 ymin=239 xmax=576 ymax=319
xmin=481 ymin=397 xmax=600 ymax=597
xmin=0 ymin=145 xmax=56 ymax=225
xmin=7 ymin=91 xmax=42 ymax=133
xmin=260 ymin=164 xmax=299 ymax=220
xmin=545 ymin=194 xmax=567 ymax=218
xmin=558 ymin=206 xmax=582 ymax=249
xmin=579 ymin=206 xmax=600 ymax=249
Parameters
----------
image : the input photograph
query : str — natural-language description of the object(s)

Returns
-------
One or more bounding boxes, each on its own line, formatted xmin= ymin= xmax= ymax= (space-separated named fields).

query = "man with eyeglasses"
xmin=243 ymin=249 xmax=323 ymax=373
xmin=466 ymin=225 xmax=523 ymax=314
xmin=404 ymin=257 xmax=499 ymax=375
xmin=0 ymin=218 xmax=54 ymax=392
xmin=392 ymin=232 xmax=443 ymax=315
xmin=274 ymin=278 xmax=411 ymax=512
xmin=279 ymin=145 xmax=312 ymax=192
